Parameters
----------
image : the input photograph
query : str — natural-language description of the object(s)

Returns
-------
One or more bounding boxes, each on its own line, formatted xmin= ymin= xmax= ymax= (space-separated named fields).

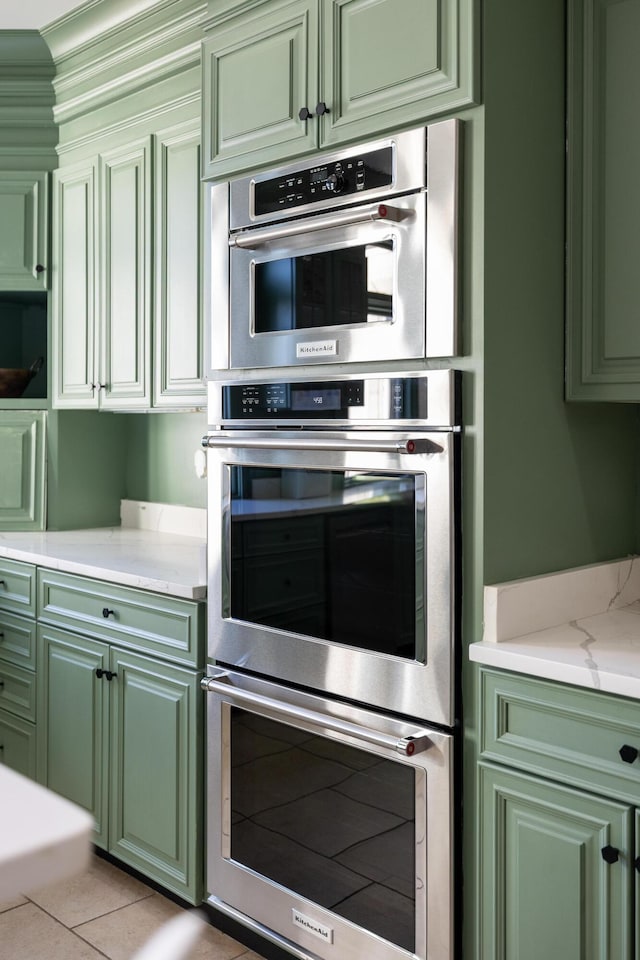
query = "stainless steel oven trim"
xmin=207 ymin=369 xmax=460 ymax=431
xmin=206 ymin=429 xmax=456 ymax=726
xmin=229 ymin=126 xmax=429 ymax=229
xmin=203 ymin=668 xmax=454 ymax=960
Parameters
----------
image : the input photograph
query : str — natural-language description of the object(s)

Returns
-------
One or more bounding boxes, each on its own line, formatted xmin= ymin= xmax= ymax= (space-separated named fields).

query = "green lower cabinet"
xmin=37 ymin=624 xmax=203 ymax=903
xmin=479 ymin=762 xmax=633 ymax=960
xmin=0 ymin=709 xmax=37 ymax=778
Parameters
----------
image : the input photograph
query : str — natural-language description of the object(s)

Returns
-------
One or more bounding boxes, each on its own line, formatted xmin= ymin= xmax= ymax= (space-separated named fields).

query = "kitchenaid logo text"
xmin=296 ymin=340 xmax=338 ymax=358
xmin=291 ymin=910 xmax=334 ymax=943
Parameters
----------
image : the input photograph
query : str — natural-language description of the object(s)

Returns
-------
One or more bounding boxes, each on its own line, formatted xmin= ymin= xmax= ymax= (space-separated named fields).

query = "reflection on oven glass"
xmin=229 ymin=466 xmax=419 ymax=661
xmin=230 ymin=709 xmax=416 ymax=952
xmin=254 ymin=241 xmax=393 ymax=333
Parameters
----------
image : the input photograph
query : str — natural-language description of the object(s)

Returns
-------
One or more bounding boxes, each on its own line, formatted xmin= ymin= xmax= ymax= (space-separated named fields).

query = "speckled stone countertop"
xmin=469 ymin=556 xmax=640 ymax=699
xmin=0 ymin=500 xmax=206 ymax=600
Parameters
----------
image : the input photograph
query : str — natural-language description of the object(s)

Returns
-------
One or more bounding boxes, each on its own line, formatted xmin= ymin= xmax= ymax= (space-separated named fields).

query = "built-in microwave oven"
xmin=206 ymin=120 xmax=461 ymax=376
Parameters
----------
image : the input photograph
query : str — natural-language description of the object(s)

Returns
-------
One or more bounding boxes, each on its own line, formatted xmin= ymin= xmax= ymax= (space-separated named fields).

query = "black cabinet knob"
xmin=105 ymin=670 xmax=117 ymax=681
xmin=601 ymin=845 xmax=620 ymax=864
xmin=315 ymin=101 xmax=330 ymax=115
xmin=634 ymin=856 xmax=640 ymax=872
xmin=95 ymin=668 xmax=105 ymax=679
xmin=102 ymin=608 xmax=115 ymax=619
xmin=619 ymin=744 xmax=639 ymax=764
xmin=35 ymin=264 xmax=45 ymax=273
xmin=298 ymin=106 xmax=312 ymax=121
xmin=0 ymin=580 xmax=5 ymax=586
xmin=0 ymin=633 xmax=4 ymax=640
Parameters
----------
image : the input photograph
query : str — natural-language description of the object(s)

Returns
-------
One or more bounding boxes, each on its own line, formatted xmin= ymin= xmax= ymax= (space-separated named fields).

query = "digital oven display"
xmin=291 ymin=388 xmax=341 ymax=411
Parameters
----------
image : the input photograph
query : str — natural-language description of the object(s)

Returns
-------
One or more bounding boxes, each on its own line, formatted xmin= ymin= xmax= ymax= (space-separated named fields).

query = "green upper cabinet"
xmin=202 ymin=0 xmax=478 ymax=179
xmin=566 ymin=0 xmax=640 ymax=400
xmin=51 ymin=160 xmax=98 ymax=408
xmin=153 ymin=121 xmax=205 ymax=408
xmin=0 ymin=173 xmax=49 ymax=291
xmin=100 ymin=138 xmax=152 ymax=410
xmin=52 ymin=129 xmax=205 ymax=412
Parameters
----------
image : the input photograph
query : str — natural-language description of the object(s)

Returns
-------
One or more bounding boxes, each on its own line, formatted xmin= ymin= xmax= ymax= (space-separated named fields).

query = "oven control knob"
xmin=326 ymin=173 xmax=344 ymax=193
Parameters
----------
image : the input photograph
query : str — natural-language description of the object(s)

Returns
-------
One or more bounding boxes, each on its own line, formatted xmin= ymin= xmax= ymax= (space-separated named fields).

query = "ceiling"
xmin=2 ymin=0 xmax=85 ymax=30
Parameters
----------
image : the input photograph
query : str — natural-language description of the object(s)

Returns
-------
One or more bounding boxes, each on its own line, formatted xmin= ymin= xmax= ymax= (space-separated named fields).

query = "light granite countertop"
xmin=469 ymin=556 xmax=640 ymax=699
xmin=0 ymin=500 xmax=207 ymax=600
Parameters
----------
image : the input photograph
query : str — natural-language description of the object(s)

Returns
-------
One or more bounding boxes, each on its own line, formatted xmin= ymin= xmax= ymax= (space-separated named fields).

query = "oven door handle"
xmin=229 ymin=202 xmax=412 ymax=249
xmin=201 ymin=672 xmax=433 ymax=756
xmin=202 ymin=434 xmax=443 ymax=455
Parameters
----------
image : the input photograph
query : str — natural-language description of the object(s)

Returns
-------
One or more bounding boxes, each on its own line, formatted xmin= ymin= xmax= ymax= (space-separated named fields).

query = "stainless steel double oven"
xmin=203 ymin=116 xmax=462 ymax=960
xmin=202 ymin=370 xmax=461 ymax=960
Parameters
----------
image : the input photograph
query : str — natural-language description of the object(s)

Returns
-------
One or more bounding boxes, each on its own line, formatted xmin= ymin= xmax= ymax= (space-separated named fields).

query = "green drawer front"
xmin=37 ymin=570 xmax=204 ymax=667
xmin=0 ymin=611 xmax=36 ymax=670
xmin=0 ymin=558 xmax=37 ymax=617
xmin=0 ymin=708 xmax=36 ymax=779
xmin=0 ymin=660 xmax=36 ymax=722
xmin=480 ymin=668 xmax=640 ymax=804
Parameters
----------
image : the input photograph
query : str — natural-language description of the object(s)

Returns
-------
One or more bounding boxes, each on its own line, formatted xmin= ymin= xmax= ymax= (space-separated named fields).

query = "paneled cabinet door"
xmin=479 ymin=762 xmax=632 ymax=960
xmin=320 ymin=0 xmax=477 ymax=147
xmin=566 ymin=0 xmax=640 ymax=400
xmin=202 ymin=0 xmax=318 ymax=179
xmin=37 ymin=626 xmax=110 ymax=848
xmin=51 ymin=162 xmax=99 ymax=408
xmin=108 ymin=647 xmax=202 ymax=902
xmin=0 ymin=172 xmax=49 ymax=291
xmin=0 ymin=412 xmax=46 ymax=531
xmin=99 ymin=139 xmax=152 ymax=410
xmin=154 ymin=123 xmax=205 ymax=407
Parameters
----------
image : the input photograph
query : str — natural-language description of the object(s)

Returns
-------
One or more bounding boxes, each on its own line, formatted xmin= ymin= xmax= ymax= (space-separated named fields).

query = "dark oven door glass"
xmin=254 ymin=241 xmax=394 ymax=334
xmin=228 ymin=465 xmax=421 ymax=661
xmin=230 ymin=707 xmax=416 ymax=953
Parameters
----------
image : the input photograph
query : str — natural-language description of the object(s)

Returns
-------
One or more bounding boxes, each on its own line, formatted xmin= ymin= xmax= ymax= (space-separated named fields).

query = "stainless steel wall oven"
xmin=207 ymin=120 xmax=461 ymax=374
xmin=202 ymin=371 xmax=461 ymax=960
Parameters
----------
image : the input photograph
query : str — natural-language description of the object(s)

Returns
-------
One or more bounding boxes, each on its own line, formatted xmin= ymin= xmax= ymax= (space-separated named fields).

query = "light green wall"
xmin=124 ymin=412 xmax=208 ymax=509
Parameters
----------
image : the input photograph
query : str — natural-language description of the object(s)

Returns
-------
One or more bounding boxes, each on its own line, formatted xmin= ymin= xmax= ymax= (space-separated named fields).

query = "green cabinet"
xmin=479 ymin=668 xmax=640 ymax=960
xmin=202 ymin=0 xmax=477 ymax=179
xmin=0 ymin=412 xmax=46 ymax=531
xmin=0 ymin=558 xmax=37 ymax=778
xmin=36 ymin=570 xmax=205 ymax=903
xmin=52 ymin=124 xmax=204 ymax=411
xmin=566 ymin=0 xmax=640 ymax=400
xmin=0 ymin=172 xmax=49 ymax=291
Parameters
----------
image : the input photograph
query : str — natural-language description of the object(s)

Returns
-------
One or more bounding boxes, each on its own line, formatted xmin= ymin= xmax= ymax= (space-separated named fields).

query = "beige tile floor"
xmin=0 ymin=854 xmax=268 ymax=960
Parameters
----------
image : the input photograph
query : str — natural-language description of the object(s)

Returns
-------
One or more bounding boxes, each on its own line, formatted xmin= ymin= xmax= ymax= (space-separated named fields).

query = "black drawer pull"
xmin=601 ymin=845 xmax=620 ymax=864
xmin=0 ymin=680 xmax=4 ymax=690
xmin=619 ymin=744 xmax=639 ymax=764
xmin=95 ymin=668 xmax=105 ymax=679
xmin=0 ymin=632 xmax=4 ymax=640
xmin=102 ymin=608 xmax=115 ymax=619
xmin=635 ymin=856 xmax=640 ymax=873
xmin=105 ymin=670 xmax=117 ymax=682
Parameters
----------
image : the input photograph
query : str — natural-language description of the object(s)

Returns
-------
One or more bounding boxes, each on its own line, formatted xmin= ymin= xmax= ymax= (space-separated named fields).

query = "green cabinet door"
xmin=202 ymin=0 xmax=319 ymax=179
xmin=479 ymin=762 xmax=633 ymax=960
xmin=0 ymin=172 xmax=49 ymax=291
xmin=99 ymin=139 xmax=152 ymax=410
xmin=566 ymin=0 xmax=640 ymax=400
xmin=51 ymin=161 xmax=99 ymax=409
xmin=320 ymin=0 xmax=477 ymax=147
xmin=0 ymin=411 xmax=46 ymax=531
xmin=108 ymin=647 xmax=202 ymax=902
xmin=37 ymin=625 xmax=110 ymax=846
xmin=153 ymin=122 xmax=205 ymax=408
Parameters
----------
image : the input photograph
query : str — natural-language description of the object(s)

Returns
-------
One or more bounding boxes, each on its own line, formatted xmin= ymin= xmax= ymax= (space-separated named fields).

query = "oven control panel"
xmin=253 ymin=145 xmax=393 ymax=216
xmin=221 ymin=376 xmax=444 ymax=423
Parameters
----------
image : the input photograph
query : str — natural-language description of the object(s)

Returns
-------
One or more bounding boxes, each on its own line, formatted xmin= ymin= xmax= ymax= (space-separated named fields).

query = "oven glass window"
xmin=254 ymin=241 xmax=394 ymax=333
xmin=229 ymin=466 xmax=420 ymax=660
xmin=230 ymin=708 xmax=416 ymax=952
